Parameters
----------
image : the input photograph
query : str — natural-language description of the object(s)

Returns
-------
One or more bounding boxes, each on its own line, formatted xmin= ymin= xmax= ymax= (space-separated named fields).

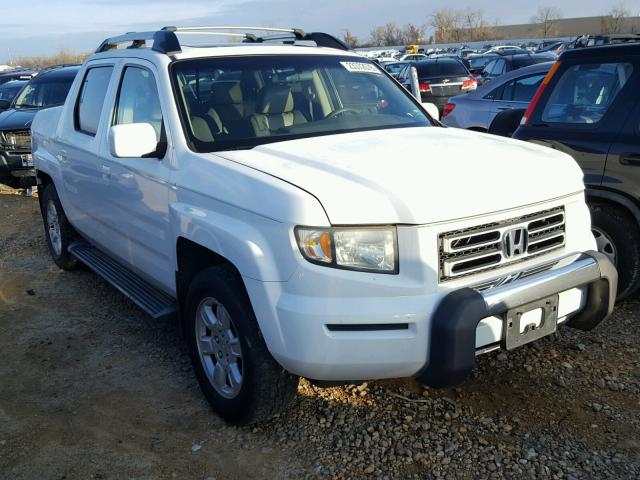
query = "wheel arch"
xmin=586 ymin=188 xmax=640 ymax=228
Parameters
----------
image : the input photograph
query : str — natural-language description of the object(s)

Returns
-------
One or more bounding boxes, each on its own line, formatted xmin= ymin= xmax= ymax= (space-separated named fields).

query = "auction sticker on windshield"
xmin=340 ymin=62 xmax=382 ymax=74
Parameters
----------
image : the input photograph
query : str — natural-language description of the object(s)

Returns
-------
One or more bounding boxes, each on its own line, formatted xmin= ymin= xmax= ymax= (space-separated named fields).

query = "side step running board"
xmin=69 ymin=241 xmax=177 ymax=321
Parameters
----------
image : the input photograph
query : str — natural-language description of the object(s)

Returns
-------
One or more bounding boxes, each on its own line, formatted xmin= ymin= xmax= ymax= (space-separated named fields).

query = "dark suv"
xmin=478 ymin=53 xmax=555 ymax=85
xmin=0 ymin=66 xmax=79 ymax=188
xmin=514 ymin=43 xmax=640 ymax=298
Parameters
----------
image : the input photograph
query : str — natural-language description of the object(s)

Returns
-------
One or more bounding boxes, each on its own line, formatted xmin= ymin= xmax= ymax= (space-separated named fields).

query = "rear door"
xmin=515 ymin=59 xmax=635 ymax=187
xmin=490 ymin=72 xmax=546 ymax=121
xmin=59 ymin=62 xmax=116 ymax=241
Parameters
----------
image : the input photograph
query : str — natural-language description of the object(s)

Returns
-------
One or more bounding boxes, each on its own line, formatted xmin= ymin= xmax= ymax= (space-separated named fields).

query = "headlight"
xmin=295 ymin=226 xmax=398 ymax=274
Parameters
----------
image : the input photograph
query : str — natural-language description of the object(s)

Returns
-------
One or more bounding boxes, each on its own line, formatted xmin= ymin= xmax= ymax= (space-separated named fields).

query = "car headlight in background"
xmin=295 ymin=226 xmax=398 ymax=274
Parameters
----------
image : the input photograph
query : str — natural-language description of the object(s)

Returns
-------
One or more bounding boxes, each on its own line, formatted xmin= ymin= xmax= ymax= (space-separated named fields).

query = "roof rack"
xmin=95 ymin=26 xmax=350 ymax=55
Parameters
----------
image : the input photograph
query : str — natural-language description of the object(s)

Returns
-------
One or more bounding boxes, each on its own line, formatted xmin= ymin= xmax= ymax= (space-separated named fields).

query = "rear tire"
xmin=40 ymin=183 xmax=80 ymax=271
xmin=184 ymin=265 xmax=299 ymax=424
xmin=589 ymin=202 xmax=640 ymax=300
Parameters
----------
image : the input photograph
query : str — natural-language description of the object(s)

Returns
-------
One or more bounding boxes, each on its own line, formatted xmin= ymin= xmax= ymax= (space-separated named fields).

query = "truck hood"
xmin=217 ymin=127 xmax=585 ymax=225
xmin=0 ymin=108 xmax=38 ymax=130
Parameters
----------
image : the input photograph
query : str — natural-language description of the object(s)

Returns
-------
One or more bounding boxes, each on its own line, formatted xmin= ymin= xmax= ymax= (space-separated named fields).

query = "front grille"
xmin=2 ymin=129 xmax=31 ymax=150
xmin=439 ymin=207 xmax=565 ymax=281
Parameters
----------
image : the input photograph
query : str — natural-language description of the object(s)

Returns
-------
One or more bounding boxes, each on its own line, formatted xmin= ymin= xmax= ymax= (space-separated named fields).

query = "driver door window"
xmin=113 ymin=66 xmax=165 ymax=154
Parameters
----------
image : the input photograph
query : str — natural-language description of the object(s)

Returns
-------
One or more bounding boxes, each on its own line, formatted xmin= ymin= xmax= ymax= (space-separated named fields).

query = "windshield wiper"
xmin=15 ymin=104 xmax=41 ymax=109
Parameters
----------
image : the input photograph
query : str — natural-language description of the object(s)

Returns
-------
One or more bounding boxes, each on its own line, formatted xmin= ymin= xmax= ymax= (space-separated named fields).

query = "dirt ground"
xmin=1 ymin=188 xmax=639 ymax=480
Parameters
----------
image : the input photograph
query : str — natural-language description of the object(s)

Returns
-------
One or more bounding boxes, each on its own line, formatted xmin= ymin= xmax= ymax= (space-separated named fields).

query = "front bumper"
xmin=0 ymin=149 xmax=36 ymax=185
xmin=416 ymin=251 xmax=616 ymax=388
xmin=246 ymin=247 xmax=616 ymax=383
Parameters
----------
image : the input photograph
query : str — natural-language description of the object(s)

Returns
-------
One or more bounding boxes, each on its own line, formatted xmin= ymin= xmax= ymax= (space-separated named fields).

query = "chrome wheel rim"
xmin=195 ymin=297 xmax=243 ymax=399
xmin=592 ymin=227 xmax=617 ymax=266
xmin=46 ymin=200 xmax=62 ymax=256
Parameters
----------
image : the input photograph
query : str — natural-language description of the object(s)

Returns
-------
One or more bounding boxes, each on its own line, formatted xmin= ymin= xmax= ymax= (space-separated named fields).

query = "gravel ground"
xmin=0 ymin=187 xmax=639 ymax=480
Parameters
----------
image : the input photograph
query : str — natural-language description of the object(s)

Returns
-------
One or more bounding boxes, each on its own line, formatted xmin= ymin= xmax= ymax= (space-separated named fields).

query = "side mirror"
xmin=0 ymin=99 xmax=11 ymax=111
xmin=109 ymin=123 xmax=158 ymax=158
xmin=422 ymin=103 xmax=440 ymax=121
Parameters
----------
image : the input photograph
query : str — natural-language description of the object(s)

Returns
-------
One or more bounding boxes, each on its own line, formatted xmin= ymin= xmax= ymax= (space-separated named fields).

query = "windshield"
xmin=13 ymin=75 xmax=74 ymax=109
xmin=384 ymin=63 xmax=406 ymax=74
xmin=171 ymin=55 xmax=431 ymax=152
xmin=0 ymin=82 xmax=26 ymax=102
xmin=469 ymin=56 xmax=495 ymax=69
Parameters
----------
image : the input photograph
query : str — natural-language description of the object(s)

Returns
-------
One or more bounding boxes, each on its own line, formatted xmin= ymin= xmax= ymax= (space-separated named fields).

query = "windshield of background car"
xmin=469 ymin=56 xmax=494 ymax=69
xmin=384 ymin=63 xmax=406 ymax=74
xmin=0 ymin=81 xmax=26 ymax=102
xmin=171 ymin=55 xmax=431 ymax=152
xmin=541 ymin=62 xmax=633 ymax=125
xmin=417 ymin=61 xmax=469 ymax=77
xmin=13 ymin=74 xmax=75 ymax=109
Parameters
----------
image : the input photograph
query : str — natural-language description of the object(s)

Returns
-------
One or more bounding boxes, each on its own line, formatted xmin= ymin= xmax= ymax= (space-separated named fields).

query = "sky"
xmin=1 ymin=0 xmax=636 ymax=62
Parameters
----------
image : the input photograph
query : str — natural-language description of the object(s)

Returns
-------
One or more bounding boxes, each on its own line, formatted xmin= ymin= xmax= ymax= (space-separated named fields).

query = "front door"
xmin=98 ymin=62 xmax=174 ymax=292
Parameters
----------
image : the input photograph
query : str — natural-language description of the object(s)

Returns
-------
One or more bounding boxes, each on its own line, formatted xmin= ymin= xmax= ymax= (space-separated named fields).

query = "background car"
xmin=0 ymin=65 xmax=79 ymax=188
xmin=467 ymin=53 xmax=499 ymax=75
xmin=0 ymin=80 xmax=28 ymax=111
xmin=0 ymin=69 xmax=38 ymax=85
xmin=477 ymin=52 xmax=555 ymax=84
xmin=396 ymin=57 xmax=476 ymax=114
xmin=442 ymin=62 xmax=553 ymax=131
xmin=513 ymin=43 xmax=640 ymax=299
xmin=398 ymin=53 xmax=428 ymax=62
xmin=381 ymin=61 xmax=411 ymax=78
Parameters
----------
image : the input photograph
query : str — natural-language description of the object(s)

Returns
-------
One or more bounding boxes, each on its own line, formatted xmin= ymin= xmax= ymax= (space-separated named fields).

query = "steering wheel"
xmin=326 ymin=107 xmax=361 ymax=119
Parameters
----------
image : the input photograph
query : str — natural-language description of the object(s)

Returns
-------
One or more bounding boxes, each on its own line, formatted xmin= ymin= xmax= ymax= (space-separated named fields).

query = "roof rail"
xmin=95 ymin=26 xmax=350 ymax=55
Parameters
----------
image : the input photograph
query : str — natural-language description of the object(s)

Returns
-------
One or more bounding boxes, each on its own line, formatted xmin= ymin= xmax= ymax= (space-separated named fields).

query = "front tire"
xmin=589 ymin=203 xmax=640 ymax=299
xmin=184 ymin=265 xmax=299 ymax=424
xmin=40 ymin=183 xmax=80 ymax=271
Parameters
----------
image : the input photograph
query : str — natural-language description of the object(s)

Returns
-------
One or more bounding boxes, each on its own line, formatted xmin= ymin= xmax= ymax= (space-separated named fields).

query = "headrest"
xmin=212 ymin=81 xmax=242 ymax=105
xmin=257 ymin=84 xmax=294 ymax=115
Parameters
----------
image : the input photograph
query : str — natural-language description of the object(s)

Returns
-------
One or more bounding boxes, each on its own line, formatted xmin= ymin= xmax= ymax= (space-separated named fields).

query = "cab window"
xmin=501 ymin=74 xmax=545 ymax=102
xmin=75 ymin=66 xmax=113 ymax=135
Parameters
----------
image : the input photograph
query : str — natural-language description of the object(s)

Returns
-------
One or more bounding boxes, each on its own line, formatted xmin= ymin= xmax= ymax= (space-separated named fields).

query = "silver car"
xmin=442 ymin=62 xmax=553 ymax=131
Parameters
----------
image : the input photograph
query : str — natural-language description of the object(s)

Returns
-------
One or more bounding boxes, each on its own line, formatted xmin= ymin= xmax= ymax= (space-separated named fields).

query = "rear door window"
xmin=75 ymin=66 xmax=114 ymax=135
xmin=501 ymin=74 xmax=546 ymax=102
xmin=483 ymin=60 xmax=497 ymax=76
xmin=541 ymin=62 xmax=633 ymax=125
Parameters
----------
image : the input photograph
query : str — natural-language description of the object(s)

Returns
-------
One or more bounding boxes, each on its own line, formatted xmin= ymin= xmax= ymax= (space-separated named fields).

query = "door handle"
xmin=620 ymin=153 xmax=640 ymax=166
xmin=101 ymin=165 xmax=111 ymax=178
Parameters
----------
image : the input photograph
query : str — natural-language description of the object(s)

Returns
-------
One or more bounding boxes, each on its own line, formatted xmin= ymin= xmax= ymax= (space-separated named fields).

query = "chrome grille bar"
xmin=439 ymin=206 xmax=566 ymax=281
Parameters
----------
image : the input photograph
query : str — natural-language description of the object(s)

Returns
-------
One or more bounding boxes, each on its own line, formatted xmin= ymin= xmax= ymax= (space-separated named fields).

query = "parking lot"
xmin=0 ymin=187 xmax=638 ymax=479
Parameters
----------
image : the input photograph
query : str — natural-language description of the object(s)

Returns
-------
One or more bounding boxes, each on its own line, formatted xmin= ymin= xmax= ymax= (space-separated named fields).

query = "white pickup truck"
xmin=32 ymin=27 xmax=617 ymax=424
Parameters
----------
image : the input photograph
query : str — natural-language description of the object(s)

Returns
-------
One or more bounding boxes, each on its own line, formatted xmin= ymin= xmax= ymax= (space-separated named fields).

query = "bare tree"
xmin=368 ymin=26 xmax=387 ymax=47
xmin=430 ymin=9 xmax=463 ymax=43
xmin=13 ymin=49 xmax=90 ymax=68
xmin=602 ymin=3 xmax=630 ymax=34
xmin=341 ymin=29 xmax=359 ymax=48
xmin=402 ymin=23 xmax=427 ymax=44
xmin=531 ymin=6 xmax=563 ymax=38
xmin=430 ymin=8 xmax=495 ymax=43
xmin=461 ymin=9 xmax=496 ymax=41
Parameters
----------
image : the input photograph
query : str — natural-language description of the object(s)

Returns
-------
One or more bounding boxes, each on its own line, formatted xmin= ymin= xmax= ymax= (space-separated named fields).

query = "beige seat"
xmin=190 ymin=81 xmax=245 ymax=142
xmin=249 ymin=85 xmax=307 ymax=137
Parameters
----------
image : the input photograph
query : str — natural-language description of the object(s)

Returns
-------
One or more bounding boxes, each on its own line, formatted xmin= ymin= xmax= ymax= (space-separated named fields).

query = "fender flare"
xmin=586 ymin=188 xmax=640 ymax=227
xmin=169 ymin=202 xmax=298 ymax=283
